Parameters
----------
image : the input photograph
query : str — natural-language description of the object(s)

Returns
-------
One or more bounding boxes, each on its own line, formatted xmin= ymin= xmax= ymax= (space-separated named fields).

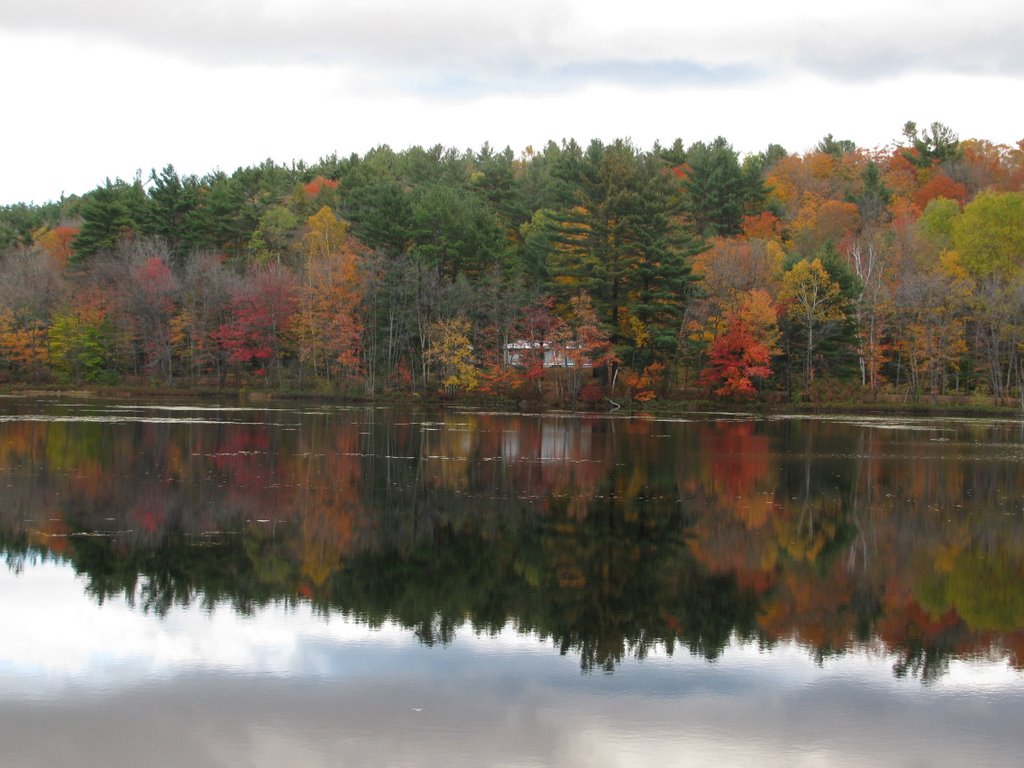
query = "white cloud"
xmin=0 ymin=1 xmax=1022 ymax=203
xmin=3 ymin=0 xmax=1021 ymax=78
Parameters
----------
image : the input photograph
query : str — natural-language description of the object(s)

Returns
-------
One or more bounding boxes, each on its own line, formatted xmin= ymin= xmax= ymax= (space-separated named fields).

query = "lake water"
xmin=1 ymin=397 xmax=1022 ymax=767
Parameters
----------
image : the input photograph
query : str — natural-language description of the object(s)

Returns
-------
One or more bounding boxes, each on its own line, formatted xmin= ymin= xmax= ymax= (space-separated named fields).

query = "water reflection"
xmin=2 ymin=561 xmax=1022 ymax=768
xmin=2 ymin=399 xmax=1024 ymax=680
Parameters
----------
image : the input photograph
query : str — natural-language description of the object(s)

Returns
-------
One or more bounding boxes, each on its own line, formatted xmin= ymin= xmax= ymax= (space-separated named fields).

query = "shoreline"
xmin=3 ymin=383 xmax=1022 ymax=420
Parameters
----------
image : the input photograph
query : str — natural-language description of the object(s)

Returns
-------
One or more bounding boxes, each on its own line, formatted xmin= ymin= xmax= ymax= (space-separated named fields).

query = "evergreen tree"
xmin=346 ymin=176 xmax=412 ymax=256
xmin=0 ymin=202 xmax=61 ymax=251
xmin=547 ymin=140 xmax=700 ymax=366
xmin=145 ymin=164 xmax=201 ymax=262
xmin=852 ymin=161 xmax=892 ymax=228
xmin=408 ymin=183 xmax=504 ymax=280
xmin=901 ymin=121 xmax=961 ymax=168
xmin=190 ymin=171 xmax=251 ymax=257
xmin=630 ymin=156 xmax=702 ymax=366
xmin=683 ymin=137 xmax=767 ymax=237
xmin=72 ymin=178 xmax=144 ymax=262
xmin=816 ymin=134 xmax=857 ymax=157
xmin=547 ymin=139 xmax=643 ymax=335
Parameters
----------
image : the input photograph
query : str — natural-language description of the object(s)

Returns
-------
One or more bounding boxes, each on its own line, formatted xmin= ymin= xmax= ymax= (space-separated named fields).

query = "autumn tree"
xmin=505 ymin=296 xmax=561 ymax=398
xmin=954 ymin=139 xmax=1024 ymax=195
xmin=426 ymin=317 xmax=477 ymax=395
xmin=913 ymin=173 xmax=967 ymax=211
xmin=290 ymin=207 xmax=366 ymax=386
xmin=685 ymin=237 xmax=783 ymax=379
xmin=0 ymin=247 xmax=65 ymax=380
xmin=299 ymin=175 xmax=341 ymax=214
xmin=701 ymin=319 xmax=774 ymax=400
xmin=547 ymin=292 xmax=612 ymax=402
xmin=121 ymin=245 xmax=180 ymax=383
xmin=469 ymin=266 xmax=538 ymax=397
xmin=847 ymin=220 xmax=899 ymax=398
xmin=790 ymin=196 xmax=860 ymax=259
xmin=780 ymin=258 xmax=849 ymax=388
xmin=952 ymin=192 xmax=1024 ymax=401
xmin=48 ymin=290 xmax=117 ymax=383
xmin=217 ymin=264 xmax=298 ymax=387
xmin=34 ymin=225 xmax=78 ymax=269
xmin=173 ymin=251 xmax=239 ymax=384
xmin=699 ymin=289 xmax=781 ymax=400
xmin=893 ymin=251 xmax=973 ymax=400
xmin=952 ymin=192 xmax=1024 ymax=279
xmin=689 ymin=238 xmax=784 ymax=331
xmin=917 ymin=197 xmax=960 ymax=251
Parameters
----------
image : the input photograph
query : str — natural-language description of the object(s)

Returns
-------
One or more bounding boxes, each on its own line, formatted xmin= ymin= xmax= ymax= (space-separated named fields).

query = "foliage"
xmin=290 ymin=207 xmax=366 ymax=385
xmin=700 ymin=291 xmax=780 ymax=400
xmin=0 ymin=310 xmax=49 ymax=380
xmin=1 ymin=124 xmax=1024 ymax=401
xmin=216 ymin=264 xmax=297 ymax=386
xmin=780 ymin=258 xmax=849 ymax=388
xmin=682 ymin=136 xmax=768 ymax=237
xmin=426 ymin=317 xmax=478 ymax=395
xmin=901 ymin=121 xmax=961 ymax=169
xmin=72 ymin=178 xmax=144 ymax=261
xmin=48 ymin=294 xmax=116 ymax=383
xmin=953 ymin=191 xmax=1024 ymax=278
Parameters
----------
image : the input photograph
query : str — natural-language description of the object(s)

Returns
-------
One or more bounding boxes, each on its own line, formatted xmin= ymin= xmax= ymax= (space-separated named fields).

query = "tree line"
xmin=2 ymin=122 xmax=1023 ymax=404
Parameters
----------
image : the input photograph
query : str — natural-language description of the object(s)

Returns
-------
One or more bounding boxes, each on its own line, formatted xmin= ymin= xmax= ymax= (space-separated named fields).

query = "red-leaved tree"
xmin=217 ymin=264 xmax=297 ymax=387
xmin=700 ymin=319 xmax=774 ymax=400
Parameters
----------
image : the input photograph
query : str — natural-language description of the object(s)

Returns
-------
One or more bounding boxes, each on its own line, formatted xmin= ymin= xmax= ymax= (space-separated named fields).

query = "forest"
xmin=1 ymin=121 xmax=1023 ymax=405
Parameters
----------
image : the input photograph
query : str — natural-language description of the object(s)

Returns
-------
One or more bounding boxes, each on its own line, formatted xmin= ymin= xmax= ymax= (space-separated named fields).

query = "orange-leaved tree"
xmin=290 ymin=207 xmax=365 ymax=386
xmin=700 ymin=289 xmax=780 ymax=400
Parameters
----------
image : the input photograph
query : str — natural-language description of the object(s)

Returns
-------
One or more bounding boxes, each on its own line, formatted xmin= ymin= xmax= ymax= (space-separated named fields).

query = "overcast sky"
xmin=1 ymin=0 xmax=1022 ymax=205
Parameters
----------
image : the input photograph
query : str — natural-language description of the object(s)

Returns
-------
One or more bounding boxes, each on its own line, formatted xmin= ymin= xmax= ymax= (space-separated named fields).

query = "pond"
xmin=1 ymin=397 xmax=1023 ymax=766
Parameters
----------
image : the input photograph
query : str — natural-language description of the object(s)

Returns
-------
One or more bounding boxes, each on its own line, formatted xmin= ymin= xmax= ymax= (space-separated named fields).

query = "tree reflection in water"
xmin=1 ymin=401 xmax=1023 ymax=678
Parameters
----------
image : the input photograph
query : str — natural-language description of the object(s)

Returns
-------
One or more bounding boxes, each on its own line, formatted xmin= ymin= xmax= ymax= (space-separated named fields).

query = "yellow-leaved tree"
xmin=426 ymin=317 xmax=477 ymax=396
xmin=289 ymin=206 xmax=365 ymax=387
xmin=780 ymin=258 xmax=848 ymax=388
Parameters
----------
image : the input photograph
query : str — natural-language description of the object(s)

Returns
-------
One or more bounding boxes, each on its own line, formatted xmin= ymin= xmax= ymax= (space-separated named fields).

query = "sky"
xmin=1 ymin=0 xmax=1022 ymax=205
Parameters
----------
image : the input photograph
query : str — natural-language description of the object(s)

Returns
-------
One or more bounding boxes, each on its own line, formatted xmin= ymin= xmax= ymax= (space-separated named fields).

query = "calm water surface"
xmin=1 ymin=397 xmax=1023 ymax=767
